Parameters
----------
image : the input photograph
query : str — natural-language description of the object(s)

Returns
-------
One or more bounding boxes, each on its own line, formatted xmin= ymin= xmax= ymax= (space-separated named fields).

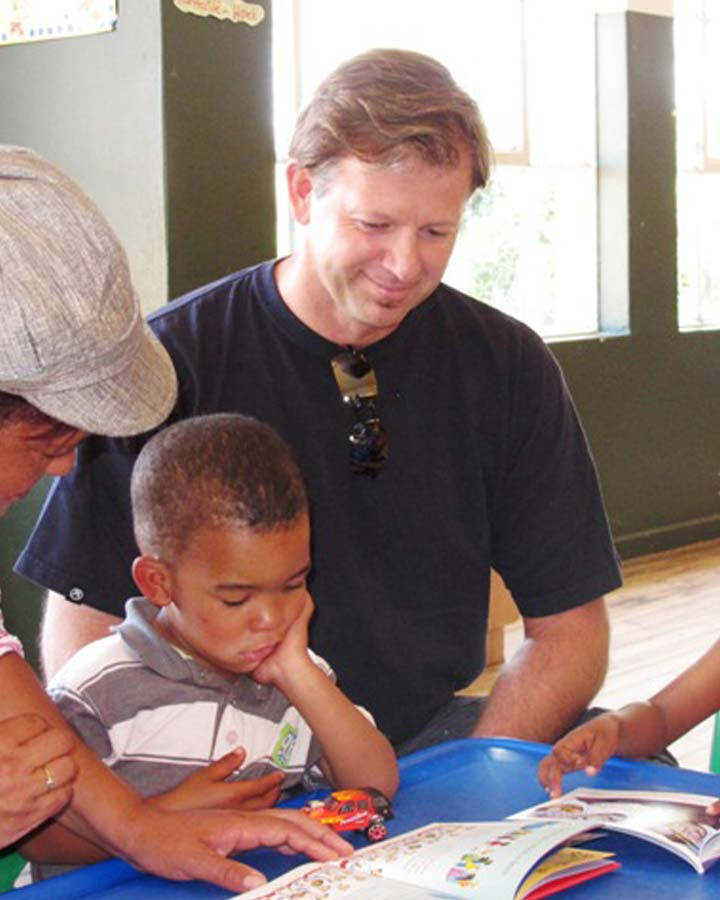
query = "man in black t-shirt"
xmin=17 ymin=49 xmax=621 ymax=755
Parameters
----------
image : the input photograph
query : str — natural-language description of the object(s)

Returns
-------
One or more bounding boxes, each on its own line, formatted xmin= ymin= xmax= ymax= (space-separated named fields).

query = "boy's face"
xmin=150 ymin=514 xmax=311 ymax=677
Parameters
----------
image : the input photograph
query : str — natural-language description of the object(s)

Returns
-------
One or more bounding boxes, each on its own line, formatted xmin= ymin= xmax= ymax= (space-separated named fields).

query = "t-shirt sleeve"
xmin=14 ymin=435 xmax=141 ymax=616
xmin=47 ymin=684 xmax=113 ymax=760
xmin=488 ymin=325 xmax=622 ymax=617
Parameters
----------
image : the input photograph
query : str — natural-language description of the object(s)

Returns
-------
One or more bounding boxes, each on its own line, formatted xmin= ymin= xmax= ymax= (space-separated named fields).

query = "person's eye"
xmin=357 ymin=220 xmax=388 ymax=232
xmin=426 ymin=227 xmax=453 ymax=238
xmin=220 ymin=596 xmax=251 ymax=608
xmin=285 ymin=579 xmax=307 ymax=593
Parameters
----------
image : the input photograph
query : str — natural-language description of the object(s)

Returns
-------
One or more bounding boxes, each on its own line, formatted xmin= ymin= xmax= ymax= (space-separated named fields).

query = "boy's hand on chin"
xmin=252 ymin=593 xmax=315 ymax=688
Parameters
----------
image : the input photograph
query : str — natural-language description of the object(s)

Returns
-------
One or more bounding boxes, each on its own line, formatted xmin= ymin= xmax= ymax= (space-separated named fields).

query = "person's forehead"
xmin=4 ymin=418 xmax=86 ymax=455
xmin=326 ymin=152 xmax=474 ymax=200
xmin=180 ymin=517 xmax=310 ymax=570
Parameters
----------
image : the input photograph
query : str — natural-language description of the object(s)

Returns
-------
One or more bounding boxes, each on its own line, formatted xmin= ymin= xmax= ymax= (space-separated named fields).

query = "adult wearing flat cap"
xmin=0 ymin=146 xmax=348 ymax=892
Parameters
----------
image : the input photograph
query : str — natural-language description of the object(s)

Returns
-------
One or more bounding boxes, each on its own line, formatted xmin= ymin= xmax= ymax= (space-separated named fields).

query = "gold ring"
xmin=41 ymin=764 xmax=56 ymax=790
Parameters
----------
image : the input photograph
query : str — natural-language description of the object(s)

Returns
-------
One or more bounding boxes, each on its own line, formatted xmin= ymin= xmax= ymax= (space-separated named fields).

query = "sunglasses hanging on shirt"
xmin=331 ymin=348 xmax=388 ymax=476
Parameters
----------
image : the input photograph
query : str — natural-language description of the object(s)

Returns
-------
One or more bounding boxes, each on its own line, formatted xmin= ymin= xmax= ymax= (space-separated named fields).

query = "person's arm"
xmin=0 ymin=708 xmax=77 ymax=849
xmin=41 ymin=592 xmax=121 ymax=680
xmin=539 ymin=637 xmax=720 ymax=799
xmin=471 ymin=597 xmax=609 ymax=743
xmin=254 ymin=594 xmax=399 ymax=799
xmin=20 ymin=819 xmax=108 ymax=865
xmin=1 ymin=652 xmax=352 ymax=891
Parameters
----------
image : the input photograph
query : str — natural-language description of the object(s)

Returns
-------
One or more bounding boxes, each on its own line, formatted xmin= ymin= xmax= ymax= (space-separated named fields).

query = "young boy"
xmin=27 ymin=413 xmax=397 ymax=870
xmin=538 ymin=638 xmax=720 ymax=814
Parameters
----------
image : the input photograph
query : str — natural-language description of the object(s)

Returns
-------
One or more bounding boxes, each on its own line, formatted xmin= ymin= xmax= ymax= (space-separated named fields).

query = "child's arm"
xmin=538 ymin=702 xmax=663 ymax=797
xmin=540 ymin=637 xmax=720 ymax=797
xmin=20 ymin=821 xmax=109 ymax=865
xmin=253 ymin=593 xmax=399 ymax=799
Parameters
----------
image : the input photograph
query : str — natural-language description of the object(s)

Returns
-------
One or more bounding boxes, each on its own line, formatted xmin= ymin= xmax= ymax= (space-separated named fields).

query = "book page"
xmin=513 ymin=787 xmax=720 ymax=872
xmin=236 ymin=861 xmax=448 ymax=899
xmin=236 ymin=820 xmax=611 ymax=900
xmin=341 ymin=820 xmax=594 ymax=898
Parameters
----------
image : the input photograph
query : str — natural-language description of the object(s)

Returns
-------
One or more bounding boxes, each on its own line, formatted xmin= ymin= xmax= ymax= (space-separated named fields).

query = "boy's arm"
xmin=20 ymin=820 xmax=108 ymax=865
xmin=253 ymin=595 xmax=398 ymax=799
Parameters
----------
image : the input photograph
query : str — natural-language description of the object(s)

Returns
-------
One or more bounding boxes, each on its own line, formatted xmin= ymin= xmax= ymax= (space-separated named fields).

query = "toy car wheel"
xmin=365 ymin=820 xmax=388 ymax=842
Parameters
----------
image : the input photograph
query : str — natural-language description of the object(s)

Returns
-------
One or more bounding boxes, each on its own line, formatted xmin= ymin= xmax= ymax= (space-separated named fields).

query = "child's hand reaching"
xmin=538 ymin=713 xmax=622 ymax=798
xmin=151 ymin=748 xmax=284 ymax=812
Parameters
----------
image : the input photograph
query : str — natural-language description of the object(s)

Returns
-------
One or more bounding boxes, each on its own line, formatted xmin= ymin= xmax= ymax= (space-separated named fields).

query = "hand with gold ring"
xmin=0 ymin=713 xmax=77 ymax=849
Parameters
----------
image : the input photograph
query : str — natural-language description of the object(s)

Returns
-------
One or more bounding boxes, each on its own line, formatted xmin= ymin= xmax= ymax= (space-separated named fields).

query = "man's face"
xmin=0 ymin=420 xmax=85 ymax=516
xmin=288 ymin=152 xmax=473 ymax=346
xmin=154 ymin=515 xmax=311 ymax=677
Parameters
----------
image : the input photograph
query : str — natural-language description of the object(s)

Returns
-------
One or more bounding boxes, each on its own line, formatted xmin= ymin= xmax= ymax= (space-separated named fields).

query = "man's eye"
xmin=358 ymin=220 xmax=387 ymax=231
xmin=286 ymin=580 xmax=306 ymax=592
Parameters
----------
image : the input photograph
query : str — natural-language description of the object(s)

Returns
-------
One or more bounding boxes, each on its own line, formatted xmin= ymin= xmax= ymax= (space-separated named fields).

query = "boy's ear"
xmin=132 ymin=556 xmax=173 ymax=607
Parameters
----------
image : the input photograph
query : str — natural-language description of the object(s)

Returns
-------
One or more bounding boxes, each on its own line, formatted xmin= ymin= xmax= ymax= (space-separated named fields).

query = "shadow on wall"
xmin=0 ymin=478 xmax=51 ymax=676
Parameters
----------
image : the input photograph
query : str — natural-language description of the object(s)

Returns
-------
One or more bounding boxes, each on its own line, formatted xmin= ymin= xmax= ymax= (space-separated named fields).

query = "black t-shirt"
xmin=16 ymin=260 xmax=621 ymax=744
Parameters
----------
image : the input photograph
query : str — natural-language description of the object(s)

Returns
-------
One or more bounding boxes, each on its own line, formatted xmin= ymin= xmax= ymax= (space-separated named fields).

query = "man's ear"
xmin=132 ymin=556 xmax=173 ymax=608
xmin=286 ymin=161 xmax=315 ymax=225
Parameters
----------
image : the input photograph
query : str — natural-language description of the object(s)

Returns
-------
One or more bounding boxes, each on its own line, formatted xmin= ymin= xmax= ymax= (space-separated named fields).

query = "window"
xmin=675 ymin=0 xmax=720 ymax=330
xmin=272 ymin=0 xmax=599 ymax=339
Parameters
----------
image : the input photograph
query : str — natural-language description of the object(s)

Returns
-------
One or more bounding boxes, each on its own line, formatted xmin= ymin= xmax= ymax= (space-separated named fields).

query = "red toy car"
xmin=302 ymin=787 xmax=394 ymax=842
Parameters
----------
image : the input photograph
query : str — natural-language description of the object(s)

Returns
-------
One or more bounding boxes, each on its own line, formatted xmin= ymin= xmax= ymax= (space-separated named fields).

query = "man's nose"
xmin=383 ymin=231 xmax=422 ymax=282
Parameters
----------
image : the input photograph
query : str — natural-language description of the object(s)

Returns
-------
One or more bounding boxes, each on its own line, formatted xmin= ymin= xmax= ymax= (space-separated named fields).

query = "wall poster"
xmin=0 ymin=1 xmax=118 ymax=47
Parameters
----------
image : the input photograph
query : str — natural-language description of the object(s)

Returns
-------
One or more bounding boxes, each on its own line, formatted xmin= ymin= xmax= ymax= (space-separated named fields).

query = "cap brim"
xmin=23 ymin=324 xmax=178 ymax=437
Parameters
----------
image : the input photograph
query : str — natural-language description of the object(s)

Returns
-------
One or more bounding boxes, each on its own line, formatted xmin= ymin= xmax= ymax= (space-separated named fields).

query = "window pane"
xmin=445 ymin=167 xmax=598 ymax=338
xmin=676 ymin=0 xmax=720 ymax=329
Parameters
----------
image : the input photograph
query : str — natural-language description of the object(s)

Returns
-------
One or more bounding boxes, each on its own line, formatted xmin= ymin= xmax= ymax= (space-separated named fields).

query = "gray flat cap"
xmin=0 ymin=145 xmax=177 ymax=436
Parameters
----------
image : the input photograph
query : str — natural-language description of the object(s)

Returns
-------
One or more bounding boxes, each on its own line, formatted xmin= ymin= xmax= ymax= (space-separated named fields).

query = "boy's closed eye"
xmin=217 ymin=569 xmax=310 ymax=607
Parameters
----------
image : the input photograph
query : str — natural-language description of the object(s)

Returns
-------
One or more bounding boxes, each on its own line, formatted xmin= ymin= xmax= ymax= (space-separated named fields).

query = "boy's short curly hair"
xmin=131 ymin=413 xmax=308 ymax=561
xmin=289 ymin=48 xmax=492 ymax=193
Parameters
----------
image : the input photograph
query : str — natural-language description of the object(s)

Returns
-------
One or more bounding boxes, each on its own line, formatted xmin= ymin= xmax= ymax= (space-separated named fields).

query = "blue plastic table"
xmin=14 ymin=738 xmax=720 ymax=898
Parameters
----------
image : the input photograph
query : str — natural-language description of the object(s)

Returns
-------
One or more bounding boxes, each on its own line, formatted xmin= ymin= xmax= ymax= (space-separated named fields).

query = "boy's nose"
xmin=251 ymin=598 xmax=284 ymax=631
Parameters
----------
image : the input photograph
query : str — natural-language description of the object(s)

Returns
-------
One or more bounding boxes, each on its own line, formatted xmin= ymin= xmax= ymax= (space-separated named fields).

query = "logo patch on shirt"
xmin=272 ymin=723 xmax=298 ymax=767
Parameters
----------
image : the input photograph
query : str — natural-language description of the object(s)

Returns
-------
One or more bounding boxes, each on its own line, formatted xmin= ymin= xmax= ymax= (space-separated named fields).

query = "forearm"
xmin=473 ymin=598 xmax=609 ymax=743
xmin=20 ymin=820 xmax=108 ymax=865
xmin=605 ymin=701 xmax=669 ymax=758
xmin=41 ymin=592 xmax=120 ymax=680
xmin=275 ymin=661 xmax=398 ymax=798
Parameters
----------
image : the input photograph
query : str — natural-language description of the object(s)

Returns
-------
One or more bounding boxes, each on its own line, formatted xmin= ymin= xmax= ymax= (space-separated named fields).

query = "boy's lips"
xmin=242 ymin=644 xmax=276 ymax=664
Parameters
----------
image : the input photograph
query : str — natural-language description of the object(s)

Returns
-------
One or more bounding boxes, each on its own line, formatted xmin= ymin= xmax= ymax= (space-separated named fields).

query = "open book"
xmin=512 ymin=787 xmax=720 ymax=874
xmin=236 ymin=820 xmax=618 ymax=900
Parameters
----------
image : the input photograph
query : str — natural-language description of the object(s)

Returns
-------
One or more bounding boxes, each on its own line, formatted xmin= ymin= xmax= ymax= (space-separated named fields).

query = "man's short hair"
xmin=131 ymin=414 xmax=308 ymax=560
xmin=289 ymin=48 xmax=492 ymax=192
